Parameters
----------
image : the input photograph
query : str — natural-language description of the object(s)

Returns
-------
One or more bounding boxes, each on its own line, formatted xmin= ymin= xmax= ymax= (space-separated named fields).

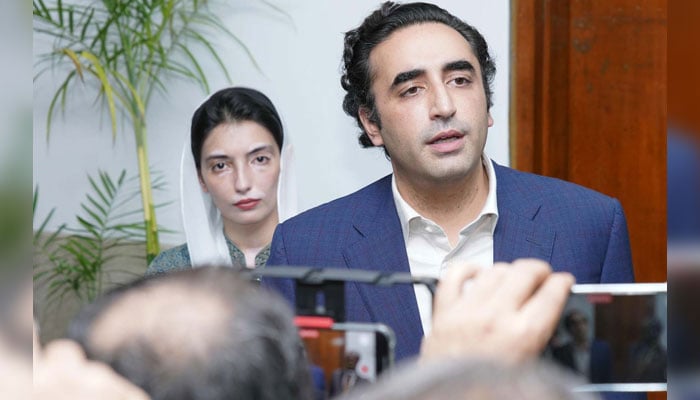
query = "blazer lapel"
xmin=494 ymin=207 xmax=555 ymax=262
xmin=341 ymin=177 xmax=423 ymax=359
xmin=493 ymin=164 xmax=555 ymax=263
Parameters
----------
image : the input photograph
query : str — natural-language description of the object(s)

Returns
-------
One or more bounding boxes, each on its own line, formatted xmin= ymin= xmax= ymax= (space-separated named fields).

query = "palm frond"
xmin=45 ymin=70 xmax=76 ymax=141
xmin=81 ymin=51 xmax=118 ymax=138
xmin=34 ymin=168 xmax=170 ymax=303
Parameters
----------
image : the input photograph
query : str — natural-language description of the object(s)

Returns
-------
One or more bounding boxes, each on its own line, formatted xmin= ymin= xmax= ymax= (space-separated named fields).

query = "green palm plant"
xmin=34 ymin=169 xmax=170 ymax=303
xmin=33 ymin=0 xmax=283 ymax=263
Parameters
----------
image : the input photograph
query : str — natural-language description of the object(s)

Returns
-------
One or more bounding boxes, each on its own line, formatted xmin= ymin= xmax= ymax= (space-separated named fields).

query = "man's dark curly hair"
xmin=341 ymin=2 xmax=496 ymax=149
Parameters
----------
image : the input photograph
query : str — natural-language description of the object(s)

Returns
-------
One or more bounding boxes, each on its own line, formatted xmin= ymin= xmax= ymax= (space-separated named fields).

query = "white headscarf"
xmin=179 ymin=131 xmax=297 ymax=268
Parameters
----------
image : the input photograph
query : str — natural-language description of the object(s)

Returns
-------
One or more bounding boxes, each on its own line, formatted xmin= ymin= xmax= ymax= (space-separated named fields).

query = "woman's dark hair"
xmin=190 ymin=87 xmax=284 ymax=170
xmin=341 ymin=2 xmax=496 ymax=148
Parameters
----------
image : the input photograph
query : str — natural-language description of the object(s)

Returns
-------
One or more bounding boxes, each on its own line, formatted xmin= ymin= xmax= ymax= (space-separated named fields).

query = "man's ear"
xmin=487 ymin=111 xmax=494 ymax=127
xmin=198 ymin=172 xmax=208 ymax=193
xmin=359 ymin=107 xmax=384 ymax=146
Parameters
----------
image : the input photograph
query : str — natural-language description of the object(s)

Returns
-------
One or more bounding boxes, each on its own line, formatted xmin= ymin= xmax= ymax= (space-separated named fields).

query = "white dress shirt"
xmin=392 ymin=155 xmax=499 ymax=335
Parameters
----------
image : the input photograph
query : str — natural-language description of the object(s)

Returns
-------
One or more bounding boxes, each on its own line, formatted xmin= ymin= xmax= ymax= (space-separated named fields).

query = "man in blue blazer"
xmin=265 ymin=2 xmax=634 ymax=361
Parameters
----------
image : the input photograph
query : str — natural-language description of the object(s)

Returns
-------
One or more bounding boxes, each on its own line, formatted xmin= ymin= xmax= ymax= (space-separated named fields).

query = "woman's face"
xmin=198 ymin=120 xmax=281 ymax=229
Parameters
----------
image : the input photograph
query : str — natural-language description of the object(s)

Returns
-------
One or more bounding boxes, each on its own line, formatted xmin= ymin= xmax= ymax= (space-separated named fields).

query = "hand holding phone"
xmin=421 ymin=259 xmax=574 ymax=364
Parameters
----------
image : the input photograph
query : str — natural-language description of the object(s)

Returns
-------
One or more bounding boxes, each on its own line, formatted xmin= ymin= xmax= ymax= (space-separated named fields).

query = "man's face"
xmin=198 ymin=121 xmax=281 ymax=230
xmin=360 ymin=22 xmax=493 ymax=188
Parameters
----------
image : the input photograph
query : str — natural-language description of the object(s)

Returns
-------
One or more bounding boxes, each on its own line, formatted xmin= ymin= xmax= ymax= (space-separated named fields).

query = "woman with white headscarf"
xmin=146 ymin=87 xmax=297 ymax=274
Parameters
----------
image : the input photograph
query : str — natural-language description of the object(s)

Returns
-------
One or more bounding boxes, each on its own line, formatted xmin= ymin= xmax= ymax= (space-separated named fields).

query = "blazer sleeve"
xmin=600 ymin=199 xmax=635 ymax=283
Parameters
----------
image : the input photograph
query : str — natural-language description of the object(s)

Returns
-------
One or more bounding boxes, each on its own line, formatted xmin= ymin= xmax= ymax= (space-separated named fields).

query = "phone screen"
xmin=543 ymin=283 xmax=667 ymax=392
xmin=295 ymin=318 xmax=395 ymax=398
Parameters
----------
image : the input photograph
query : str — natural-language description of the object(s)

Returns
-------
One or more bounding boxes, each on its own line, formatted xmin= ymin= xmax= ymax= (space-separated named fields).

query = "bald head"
xmin=337 ymin=358 xmax=599 ymax=400
xmin=68 ymin=267 xmax=312 ymax=400
xmin=88 ymin=279 xmax=229 ymax=368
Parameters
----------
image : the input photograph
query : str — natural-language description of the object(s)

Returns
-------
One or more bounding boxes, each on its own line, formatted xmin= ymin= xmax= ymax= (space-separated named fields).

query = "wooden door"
xmin=511 ymin=0 xmax=667 ymax=284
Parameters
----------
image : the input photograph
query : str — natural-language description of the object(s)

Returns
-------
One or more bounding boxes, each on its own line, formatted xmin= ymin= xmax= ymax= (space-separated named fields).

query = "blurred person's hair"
xmin=335 ymin=358 xmax=600 ymax=400
xmin=68 ymin=267 xmax=313 ymax=400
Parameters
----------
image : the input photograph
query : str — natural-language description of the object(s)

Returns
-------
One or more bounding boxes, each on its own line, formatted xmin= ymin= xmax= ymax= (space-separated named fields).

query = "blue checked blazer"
xmin=264 ymin=162 xmax=634 ymax=361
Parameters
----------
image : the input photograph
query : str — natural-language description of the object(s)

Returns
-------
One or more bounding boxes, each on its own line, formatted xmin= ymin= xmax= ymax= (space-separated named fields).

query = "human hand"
xmin=420 ymin=258 xmax=574 ymax=364
xmin=33 ymin=339 xmax=150 ymax=400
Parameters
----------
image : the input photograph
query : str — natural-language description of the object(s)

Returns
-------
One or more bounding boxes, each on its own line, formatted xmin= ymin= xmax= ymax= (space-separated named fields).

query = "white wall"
xmin=33 ymin=0 xmax=510 ymax=245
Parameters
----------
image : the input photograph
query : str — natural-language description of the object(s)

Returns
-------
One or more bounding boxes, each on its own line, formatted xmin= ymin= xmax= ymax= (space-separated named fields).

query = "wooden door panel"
xmin=512 ymin=0 xmax=666 ymax=284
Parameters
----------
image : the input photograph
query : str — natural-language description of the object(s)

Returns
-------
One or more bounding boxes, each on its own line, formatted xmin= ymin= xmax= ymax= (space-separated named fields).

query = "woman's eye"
xmin=213 ymin=162 xmax=225 ymax=171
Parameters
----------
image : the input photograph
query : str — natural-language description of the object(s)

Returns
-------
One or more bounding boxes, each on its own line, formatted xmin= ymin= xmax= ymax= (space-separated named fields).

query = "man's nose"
xmin=430 ymin=85 xmax=457 ymax=120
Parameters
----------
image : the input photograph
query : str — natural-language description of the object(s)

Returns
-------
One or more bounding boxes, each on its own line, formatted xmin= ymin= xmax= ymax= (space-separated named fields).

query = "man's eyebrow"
xmin=444 ymin=60 xmax=475 ymax=73
xmin=390 ymin=61 xmax=475 ymax=88
xmin=391 ymin=69 xmax=425 ymax=88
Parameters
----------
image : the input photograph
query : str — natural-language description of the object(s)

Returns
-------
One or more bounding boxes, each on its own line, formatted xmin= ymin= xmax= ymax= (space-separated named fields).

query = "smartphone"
xmin=295 ymin=316 xmax=395 ymax=398
xmin=543 ymin=282 xmax=667 ymax=393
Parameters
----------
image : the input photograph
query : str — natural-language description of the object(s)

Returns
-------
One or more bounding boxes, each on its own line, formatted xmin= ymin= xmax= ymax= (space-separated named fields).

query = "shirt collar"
xmin=392 ymin=154 xmax=499 ymax=244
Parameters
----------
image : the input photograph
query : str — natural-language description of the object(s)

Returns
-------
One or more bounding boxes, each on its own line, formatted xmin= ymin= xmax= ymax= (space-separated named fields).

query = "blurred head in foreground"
xmin=68 ymin=267 xmax=312 ymax=400
xmin=336 ymin=357 xmax=599 ymax=400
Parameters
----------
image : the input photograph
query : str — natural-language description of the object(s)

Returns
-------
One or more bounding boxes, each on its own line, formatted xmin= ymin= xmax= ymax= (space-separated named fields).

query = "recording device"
xmin=545 ymin=282 xmax=667 ymax=393
xmin=295 ymin=317 xmax=394 ymax=396
xmin=249 ymin=267 xmax=436 ymax=396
